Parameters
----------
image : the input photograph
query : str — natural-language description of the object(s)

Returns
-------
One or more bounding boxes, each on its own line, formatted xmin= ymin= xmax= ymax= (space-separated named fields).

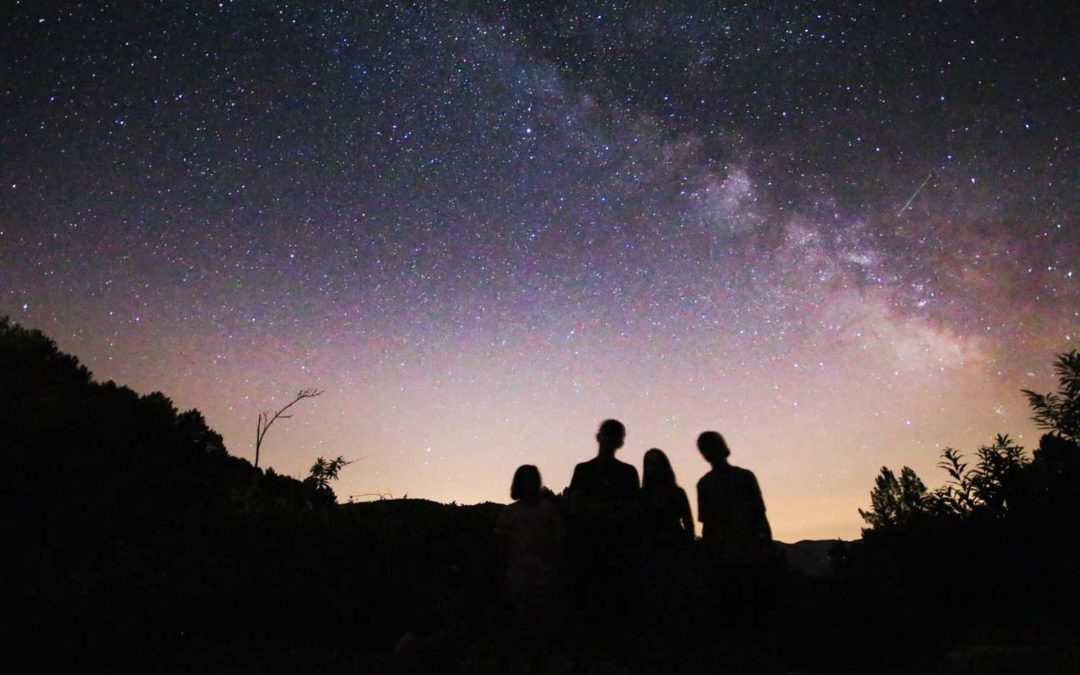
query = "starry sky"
xmin=2 ymin=1 xmax=1076 ymax=540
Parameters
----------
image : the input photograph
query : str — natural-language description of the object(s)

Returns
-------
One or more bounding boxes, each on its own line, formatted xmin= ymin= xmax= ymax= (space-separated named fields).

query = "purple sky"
xmin=3 ymin=1 xmax=1075 ymax=540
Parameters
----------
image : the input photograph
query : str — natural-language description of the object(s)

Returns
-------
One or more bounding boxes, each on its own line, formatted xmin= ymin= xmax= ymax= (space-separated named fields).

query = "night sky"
xmin=2 ymin=1 xmax=1075 ymax=540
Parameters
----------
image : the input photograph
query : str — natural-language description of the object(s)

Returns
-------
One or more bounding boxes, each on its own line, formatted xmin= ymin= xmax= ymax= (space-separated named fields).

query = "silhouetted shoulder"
xmin=568 ymin=459 xmax=592 ymax=492
xmin=697 ymin=462 xmax=771 ymax=547
xmin=736 ymin=466 xmax=765 ymax=505
xmin=569 ymin=457 xmax=639 ymax=502
xmin=732 ymin=465 xmax=760 ymax=488
xmin=617 ymin=458 xmax=640 ymax=486
xmin=611 ymin=457 xmax=640 ymax=497
xmin=570 ymin=458 xmax=590 ymax=478
xmin=700 ymin=465 xmax=759 ymax=490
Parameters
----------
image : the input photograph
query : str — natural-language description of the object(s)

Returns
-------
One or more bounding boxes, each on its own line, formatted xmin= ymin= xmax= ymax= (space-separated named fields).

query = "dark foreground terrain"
xmin=3 ymin=316 xmax=1078 ymax=673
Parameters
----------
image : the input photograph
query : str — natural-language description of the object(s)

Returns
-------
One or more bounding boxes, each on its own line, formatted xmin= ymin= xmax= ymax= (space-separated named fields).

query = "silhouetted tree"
xmin=921 ymin=435 xmax=1028 ymax=520
xmin=254 ymin=388 xmax=323 ymax=468
xmin=1024 ymin=351 xmax=1080 ymax=505
xmin=303 ymin=455 xmax=354 ymax=505
xmin=858 ymin=466 xmax=927 ymax=532
xmin=844 ymin=348 xmax=1080 ymax=669
xmin=1022 ymin=349 xmax=1080 ymax=441
xmin=966 ymin=434 xmax=1028 ymax=518
xmin=177 ymin=409 xmax=227 ymax=456
xmin=861 ymin=436 xmax=1037 ymax=536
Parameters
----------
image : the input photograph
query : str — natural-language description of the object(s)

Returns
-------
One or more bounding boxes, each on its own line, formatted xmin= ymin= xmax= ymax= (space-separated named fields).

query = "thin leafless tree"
xmin=254 ymin=388 xmax=323 ymax=469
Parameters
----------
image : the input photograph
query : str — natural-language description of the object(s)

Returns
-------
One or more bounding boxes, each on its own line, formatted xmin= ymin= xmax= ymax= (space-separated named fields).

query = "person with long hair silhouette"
xmin=638 ymin=448 xmax=695 ymax=664
xmin=641 ymin=448 xmax=694 ymax=543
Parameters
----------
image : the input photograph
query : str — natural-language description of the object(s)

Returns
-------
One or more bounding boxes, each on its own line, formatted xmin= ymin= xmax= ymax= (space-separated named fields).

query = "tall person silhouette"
xmin=566 ymin=419 xmax=640 ymax=641
xmin=695 ymin=431 xmax=772 ymax=563
xmin=568 ymin=419 xmax=640 ymax=515
xmin=695 ymin=428 xmax=778 ymax=665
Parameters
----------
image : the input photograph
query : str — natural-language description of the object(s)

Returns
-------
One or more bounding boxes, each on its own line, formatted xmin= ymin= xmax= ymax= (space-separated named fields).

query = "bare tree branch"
xmin=350 ymin=491 xmax=394 ymax=502
xmin=254 ymin=388 xmax=323 ymax=469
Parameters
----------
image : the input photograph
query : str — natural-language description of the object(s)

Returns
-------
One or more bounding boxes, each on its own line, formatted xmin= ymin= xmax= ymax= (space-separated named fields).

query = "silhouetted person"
xmin=638 ymin=448 xmax=695 ymax=665
xmin=695 ymin=431 xmax=777 ymax=670
xmin=494 ymin=465 xmax=565 ymax=643
xmin=641 ymin=448 xmax=694 ymax=543
xmin=568 ymin=419 xmax=640 ymax=514
xmin=565 ymin=419 xmax=640 ymax=646
xmin=696 ymin=431 xmax=771 ymax=563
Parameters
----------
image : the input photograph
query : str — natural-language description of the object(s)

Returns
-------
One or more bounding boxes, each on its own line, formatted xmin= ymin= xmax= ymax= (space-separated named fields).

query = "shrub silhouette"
xmin=843 ymin=350 xmax=1080 ymax=668
xmin=1023 ymin=349 xmax=1080 ymax=441
xmin=304 ymin=455 xmax=354 ymax=506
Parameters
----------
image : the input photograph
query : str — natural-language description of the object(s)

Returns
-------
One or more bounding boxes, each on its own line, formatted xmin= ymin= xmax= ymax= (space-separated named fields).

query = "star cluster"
xmin=2 ymin=1 xmax=1075 ymax=539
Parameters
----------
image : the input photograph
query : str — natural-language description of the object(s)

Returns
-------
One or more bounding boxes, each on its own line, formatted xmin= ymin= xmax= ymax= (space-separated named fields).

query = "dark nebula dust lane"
xmin=2 ymin=1 xmax=1075 ymax=539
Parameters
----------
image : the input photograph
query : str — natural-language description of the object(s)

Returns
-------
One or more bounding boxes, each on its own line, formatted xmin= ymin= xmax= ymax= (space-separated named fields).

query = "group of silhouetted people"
xmin=493 ymin=419 xmax=775 ymax=668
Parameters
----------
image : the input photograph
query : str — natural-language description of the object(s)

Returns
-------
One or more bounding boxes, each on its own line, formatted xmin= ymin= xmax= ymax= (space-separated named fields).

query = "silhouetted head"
xmin=596 ymin=418 xmax=626 ymax=456
xmin=510 ymin=464 xmax=542 ymax=501
xmin=642 ymin=448 xmax=677 ymax=491
xmin=697 ymin=431 xmax=730 ymax=464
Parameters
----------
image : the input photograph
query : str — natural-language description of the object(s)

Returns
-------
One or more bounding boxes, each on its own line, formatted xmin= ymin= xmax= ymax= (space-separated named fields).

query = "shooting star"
xmin=896 ymin=171 xmax=933 ymax=217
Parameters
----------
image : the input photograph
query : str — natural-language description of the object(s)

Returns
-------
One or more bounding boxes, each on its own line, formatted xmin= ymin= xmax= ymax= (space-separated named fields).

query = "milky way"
xmin=2 ymin=1 xmax=1076 ymax=539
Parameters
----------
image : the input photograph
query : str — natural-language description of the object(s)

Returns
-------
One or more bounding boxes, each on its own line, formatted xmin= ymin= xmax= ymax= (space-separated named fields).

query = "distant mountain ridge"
xmin=776 ymin=538 xmax=849 ymax=577
xmin=342 ymin=497 xmax=850 ymax=578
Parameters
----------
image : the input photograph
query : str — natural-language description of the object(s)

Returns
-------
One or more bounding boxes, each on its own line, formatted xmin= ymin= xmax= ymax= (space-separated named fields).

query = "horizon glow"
xmin=2 ymin=2 xmax=1075 ymax=541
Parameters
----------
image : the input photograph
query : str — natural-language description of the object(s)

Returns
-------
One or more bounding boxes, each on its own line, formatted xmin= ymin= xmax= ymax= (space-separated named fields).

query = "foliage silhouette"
xmin=858 ymin=465 xmax=928 ymax=532
xmin=1023 ymin=349 xmax=1080 ymax=441
xmin=304 ymin=455 xmax=355 ymax=505
xmin=5 ymin=315 xmax=1079 ymax=673
xmin=843 ymin=349 xmax=1080 ymax=670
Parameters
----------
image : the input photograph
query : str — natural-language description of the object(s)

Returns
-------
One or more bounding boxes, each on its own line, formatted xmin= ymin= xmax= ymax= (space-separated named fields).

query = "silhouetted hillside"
xmin=5 ymin=316 xmax=1079 ymax=674
xmin=0 ymin=317 xmax=504 ymax=672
